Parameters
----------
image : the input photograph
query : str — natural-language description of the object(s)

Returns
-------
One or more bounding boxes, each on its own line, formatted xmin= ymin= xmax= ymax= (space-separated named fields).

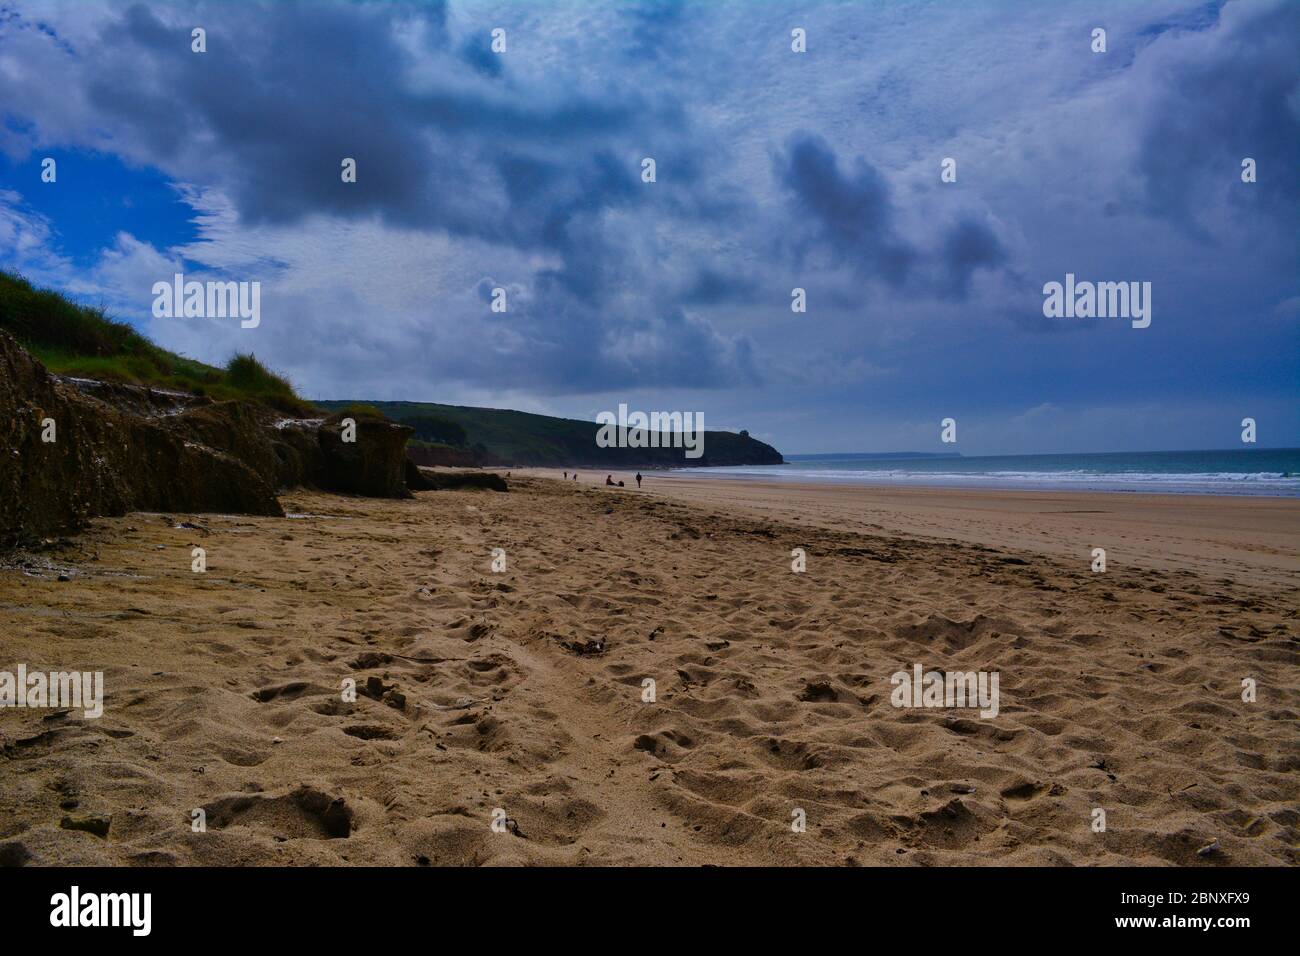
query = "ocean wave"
xmin=666 ymin=466 xmax=1300 ymax=496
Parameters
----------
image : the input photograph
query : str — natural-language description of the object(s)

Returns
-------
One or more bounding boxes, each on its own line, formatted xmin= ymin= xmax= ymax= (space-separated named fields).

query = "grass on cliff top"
xmin=0 ymin=271 xmax=315 ymax=416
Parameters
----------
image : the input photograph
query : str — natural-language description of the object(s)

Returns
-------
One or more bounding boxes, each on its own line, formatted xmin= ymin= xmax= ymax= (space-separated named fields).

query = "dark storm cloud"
xmin=82 ymin=1 xmax=658 ymax=243
xmin=78 ymin=1 xmax=744 ymax=271
xmin=1135 ymin=0 xmax=1300 ymax=228
xmin=940 ymin=217 xmax=1007 ymax=298
xmin=775 ymin=133 xmax=1007 ymax=298
xmin=86 ymin=2 xmax=438 ymax=223
xmin=680 ymin=268 xmax=762 ymax=306
xmin=775 ymin=133 xmax=916 ymax=285
xmin=460 ymin=29 xmax=503 ymax=77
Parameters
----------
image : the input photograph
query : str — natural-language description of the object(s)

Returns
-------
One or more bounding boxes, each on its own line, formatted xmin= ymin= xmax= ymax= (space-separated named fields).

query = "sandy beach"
xmin=1 ymin=474 xmax=1296 ymax=866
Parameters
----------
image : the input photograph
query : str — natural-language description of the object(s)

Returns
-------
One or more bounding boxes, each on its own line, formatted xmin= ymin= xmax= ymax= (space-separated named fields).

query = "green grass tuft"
xmin=0 ymin=271 xmax=316 ymax=416
xmin=330 ymin=402 xmax=389 ymax=421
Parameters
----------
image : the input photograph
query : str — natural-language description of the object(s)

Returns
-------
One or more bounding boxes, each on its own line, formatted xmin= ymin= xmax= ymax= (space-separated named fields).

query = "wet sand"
xmin=575 ymin=471 xmax=1300 ymax=589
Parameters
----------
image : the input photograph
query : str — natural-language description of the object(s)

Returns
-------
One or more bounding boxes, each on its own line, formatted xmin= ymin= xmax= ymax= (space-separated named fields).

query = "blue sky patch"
xmin=1 ymin=149 xmax=197 ymax=267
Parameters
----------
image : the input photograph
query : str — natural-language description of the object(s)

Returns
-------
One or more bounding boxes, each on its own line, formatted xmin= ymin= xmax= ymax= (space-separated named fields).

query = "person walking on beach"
xmin=564 ymin=471 xmax=568 ymax=480
xmin=635 ymin=472 xmax=642 ymax=489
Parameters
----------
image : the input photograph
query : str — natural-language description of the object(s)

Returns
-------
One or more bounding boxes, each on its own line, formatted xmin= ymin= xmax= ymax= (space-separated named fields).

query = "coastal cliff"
xmin=0 ymin=331 xmax=416 ymax=547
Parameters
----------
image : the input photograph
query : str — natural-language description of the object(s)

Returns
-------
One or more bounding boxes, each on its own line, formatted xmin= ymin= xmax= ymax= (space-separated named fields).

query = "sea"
xmin=668 ymin=448 xmax=1300 ymax=497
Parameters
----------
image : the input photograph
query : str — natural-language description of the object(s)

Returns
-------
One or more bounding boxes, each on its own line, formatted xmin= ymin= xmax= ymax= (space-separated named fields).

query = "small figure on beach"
xmin=564 ymin=471 xmax=568 ymax=480
xmin=635 ymin=472 xmax=642 ymax=489
xmin=605 ymin=474 xmax=615 ymax=486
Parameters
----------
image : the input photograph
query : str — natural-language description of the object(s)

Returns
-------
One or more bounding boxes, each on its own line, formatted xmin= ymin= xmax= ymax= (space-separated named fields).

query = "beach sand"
xmin=1 ymin=474 xmax=1296 ymax=866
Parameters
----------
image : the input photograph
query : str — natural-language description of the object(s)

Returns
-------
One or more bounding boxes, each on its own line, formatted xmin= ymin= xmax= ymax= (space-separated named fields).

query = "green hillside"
xmin=316 ymin=400 xmax=784 ymax=468
xmin=0 ymin=271 xmax=313 ymax=415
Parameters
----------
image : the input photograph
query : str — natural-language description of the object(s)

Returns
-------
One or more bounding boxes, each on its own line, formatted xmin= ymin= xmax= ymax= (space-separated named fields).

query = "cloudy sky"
xmin=0 ymin=0 xmax=1296 ymax=455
